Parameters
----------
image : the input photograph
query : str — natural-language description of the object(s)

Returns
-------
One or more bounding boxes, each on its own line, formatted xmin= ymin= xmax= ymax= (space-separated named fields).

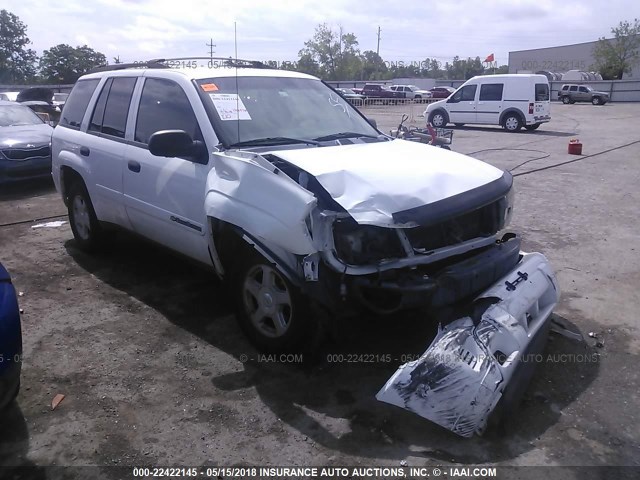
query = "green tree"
xmin=39 ymin=44 xmax=106 ymax=83
xmin=360 ymin=50 xmax=387 ymax=80
xmin=298 ymin=24 xmax=363 ymax=80
xmin=592 ymin=19 xmax=640 ymax=79
xmin=0 ymin=9 xmax=37 ymax=83
xmin=445 ymin=56 xmax=485 ymax=80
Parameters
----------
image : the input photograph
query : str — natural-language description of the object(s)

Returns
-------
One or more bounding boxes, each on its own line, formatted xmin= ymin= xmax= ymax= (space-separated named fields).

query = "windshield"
xmin=197 ymin=76 xmax=379 ymax=147
xmin=0 ymin=104 xmax=43 ymax=127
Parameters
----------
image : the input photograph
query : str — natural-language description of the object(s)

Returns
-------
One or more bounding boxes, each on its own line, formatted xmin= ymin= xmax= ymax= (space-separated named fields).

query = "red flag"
xmin=484 ymin=53 xmax=495 ymax=63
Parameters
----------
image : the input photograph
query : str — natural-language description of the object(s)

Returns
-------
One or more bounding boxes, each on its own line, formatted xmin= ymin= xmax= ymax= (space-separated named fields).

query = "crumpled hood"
xmin=270 ymin=139 xmax=505 ymax=226
xmin=0 ymin=124 xmax=53 ymax=149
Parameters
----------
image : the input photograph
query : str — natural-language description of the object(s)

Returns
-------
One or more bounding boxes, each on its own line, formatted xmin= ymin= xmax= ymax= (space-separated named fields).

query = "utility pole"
xmin=376 ymin=26 xmax=381 ymax=56
xmin=206 ymin=38 xmax=216 ymax=59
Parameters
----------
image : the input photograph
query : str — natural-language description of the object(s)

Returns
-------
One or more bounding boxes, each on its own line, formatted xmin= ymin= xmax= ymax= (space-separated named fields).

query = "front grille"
xmin=2 ymin=145 xmax=51 ymax=161
xmin=404 ymin=199 xmax=505 ymax=251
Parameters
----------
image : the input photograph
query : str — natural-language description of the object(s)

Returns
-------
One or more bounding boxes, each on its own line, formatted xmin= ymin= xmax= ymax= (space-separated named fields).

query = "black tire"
xmin=592 ymin=97 xmax=602 ymax=105
xmin=502 ymin=113 xmax=522 ymax=132
xmin=67 ymin=181 xmax=106 ymax=252
xmin=440 ymin=145 xmax=452 ymax=150
xmin=454 ymin=123 xmax=464 ymax=127
xmin=561 ymin=96 xmax=571 ymax=104
xmin=429 ymin=110 xmax=448 ymax=128
xmin=232 ymin=248 xmax=318 ymax=353
xmin=524 ymin=123 xmax=541 ymax=131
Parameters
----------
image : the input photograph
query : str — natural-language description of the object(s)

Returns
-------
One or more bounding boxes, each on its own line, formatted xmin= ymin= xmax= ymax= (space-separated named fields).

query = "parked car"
xmin=52 ymin=92 xmax=69 ymax=109
xmin=425 ymin=74 xmax=551 ymax=131
xmin=359 ymin=83 xmax=403 ymax=101
xmin=51 ymin=59 xmax=558 ymax=437
xmin=335 ymin=88 xmax=365 ymax=103
xmin=0 ymin=92 xmax=20 ymax=102
xmin=17 ymin=88 xmax=61 ymax=124
xmin=557 ymin=84 xmax=609 ymax=105
xmin=429 ymin=86 xmax=456 ymax=99
xmin=0 ymin=262 xmax=22 ymax=411
xmin=389 ymin=85 xmax=432 ymax=100
xmin=0 ymin=100 xmax=54 ymax=185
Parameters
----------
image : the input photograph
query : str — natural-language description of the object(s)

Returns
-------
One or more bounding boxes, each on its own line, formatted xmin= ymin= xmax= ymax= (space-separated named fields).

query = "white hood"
xmin=270 ymin=139 xmax=505 ymax=226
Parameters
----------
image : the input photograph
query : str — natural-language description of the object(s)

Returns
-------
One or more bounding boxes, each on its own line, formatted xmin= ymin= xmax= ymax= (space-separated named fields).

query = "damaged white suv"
xmin=52 ymin=59 xmax=559 ymax=437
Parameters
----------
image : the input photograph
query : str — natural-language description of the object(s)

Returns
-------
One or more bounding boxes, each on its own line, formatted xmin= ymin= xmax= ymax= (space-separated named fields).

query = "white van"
xmin=424 ymin=74 xmax=551 ymax=131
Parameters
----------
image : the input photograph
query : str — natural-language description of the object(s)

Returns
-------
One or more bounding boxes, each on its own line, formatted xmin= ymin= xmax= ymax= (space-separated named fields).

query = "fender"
xmin=204 ymin=152 xmax=319 ymax=256
xmin=499 ymin=108 xmax=525 ymax=125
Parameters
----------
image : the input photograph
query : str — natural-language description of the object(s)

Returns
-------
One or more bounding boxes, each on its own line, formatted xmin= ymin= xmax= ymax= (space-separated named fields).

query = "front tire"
xmin=67 ymin=182 xmax=106 ymax=252
xmin=503 ymin=113 xmax=522 ymax=132
xmin=454 ymin=123 xmax=465 ymax=127
xmin=233 ymin=250 xmax=316 ymax=353
xmin=525 ymin=123 xmax=541 ymax=131
xmin=592 ymin=97 xmax=602 ymax=105
xmin=429 ymin=110 xmax=448 ymax=128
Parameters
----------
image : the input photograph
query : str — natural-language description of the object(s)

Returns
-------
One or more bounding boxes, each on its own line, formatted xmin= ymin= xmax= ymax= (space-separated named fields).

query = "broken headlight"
xmin=333 ymin=219 xmax=405 ymax=265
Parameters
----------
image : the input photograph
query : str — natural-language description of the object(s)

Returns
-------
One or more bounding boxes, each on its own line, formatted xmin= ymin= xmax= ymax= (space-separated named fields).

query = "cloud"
xmin=2 ymin=0 xmax=634 ymax=67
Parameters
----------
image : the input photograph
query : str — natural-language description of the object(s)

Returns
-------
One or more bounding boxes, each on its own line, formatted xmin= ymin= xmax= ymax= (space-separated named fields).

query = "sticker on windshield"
xmin=209 ymin=93 xmax=252 ymax=121
xmin=201 ymin=83 xmax=219 ymax=92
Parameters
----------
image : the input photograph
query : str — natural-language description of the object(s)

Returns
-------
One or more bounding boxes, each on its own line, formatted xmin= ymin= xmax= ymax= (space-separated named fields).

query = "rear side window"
xmin=479 ymin=84 xmax=503 ymax=101
xmin=535 ymin=83 xmax=549 ymax=101
xmin=88 ymin=77 xmax=136 ymax=138
xmin=59 ymin=79 xmax=100 ymax=129
xmin=135 ymin=78 xmax=202 ymax=145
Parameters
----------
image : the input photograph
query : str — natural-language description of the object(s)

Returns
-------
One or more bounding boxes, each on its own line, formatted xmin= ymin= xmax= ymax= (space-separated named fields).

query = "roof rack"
xmin=89 ymin=57 xmax=267 ymax=74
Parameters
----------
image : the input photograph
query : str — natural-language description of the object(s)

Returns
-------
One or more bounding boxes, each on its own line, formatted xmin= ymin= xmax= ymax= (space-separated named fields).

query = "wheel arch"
xmin=499 ymin=108 xmax=525 ymax=127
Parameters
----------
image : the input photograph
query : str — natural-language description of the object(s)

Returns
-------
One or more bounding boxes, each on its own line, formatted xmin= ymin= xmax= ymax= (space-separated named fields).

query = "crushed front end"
xmin=376 ymin=252 xmax=559 ymax=437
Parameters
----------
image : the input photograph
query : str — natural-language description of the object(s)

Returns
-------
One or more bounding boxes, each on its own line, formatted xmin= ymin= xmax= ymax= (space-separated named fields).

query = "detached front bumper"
xmin=376 ymin=251 xmax=559 ymax=437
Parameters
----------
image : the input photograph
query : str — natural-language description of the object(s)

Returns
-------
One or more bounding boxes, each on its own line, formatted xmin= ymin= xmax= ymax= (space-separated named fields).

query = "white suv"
xmin=52 ymin=58 xmax=559 ymax=437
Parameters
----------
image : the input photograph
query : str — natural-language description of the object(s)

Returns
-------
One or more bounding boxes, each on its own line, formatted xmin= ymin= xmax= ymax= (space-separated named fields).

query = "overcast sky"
xmin=5 ymin=0 xmax=640 ymax=66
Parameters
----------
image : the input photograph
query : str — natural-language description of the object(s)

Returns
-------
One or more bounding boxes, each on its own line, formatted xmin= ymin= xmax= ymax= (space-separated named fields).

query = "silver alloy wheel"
xmin=504 ymin=115 xmax=520 ymax=131
xmin=431 ymin=112 xmax=445 ymax=127
xmin=243 ymin=264 xmax=293 ymax=338
xmin=72 ymin=195 xmax=91 ymax=241
xmin=562 ymin=96 xmax=571 ymax=104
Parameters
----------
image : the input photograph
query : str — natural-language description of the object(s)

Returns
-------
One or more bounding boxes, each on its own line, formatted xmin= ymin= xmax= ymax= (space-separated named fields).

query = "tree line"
xmin=1 ymin=10 xmax=638 ymax=85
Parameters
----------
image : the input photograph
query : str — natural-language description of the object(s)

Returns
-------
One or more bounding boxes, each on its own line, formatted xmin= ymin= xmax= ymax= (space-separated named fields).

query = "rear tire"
xmin=67 ymin=182 xmax=107 ymax=252
xmin=561 ymin=96 xmax=571 ymax=104
xmin=429 ymin=110 xmax=448 ymax=128
xmin=502 ymin=113 xmax=522 ymax=132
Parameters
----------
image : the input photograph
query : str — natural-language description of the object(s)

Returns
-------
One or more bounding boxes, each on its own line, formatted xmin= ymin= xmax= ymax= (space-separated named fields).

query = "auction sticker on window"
xmin=209 ymin=93 xmax=251 ymax=121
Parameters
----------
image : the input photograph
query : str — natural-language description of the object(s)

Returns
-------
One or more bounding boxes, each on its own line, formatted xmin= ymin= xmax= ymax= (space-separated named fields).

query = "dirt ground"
xmin=0 ymin=102 xmax=639 ymax=478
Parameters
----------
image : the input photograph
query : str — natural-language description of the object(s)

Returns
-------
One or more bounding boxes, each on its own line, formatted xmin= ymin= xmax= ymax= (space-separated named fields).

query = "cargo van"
xmin=424 ymin=74 xmax=551 ymax=131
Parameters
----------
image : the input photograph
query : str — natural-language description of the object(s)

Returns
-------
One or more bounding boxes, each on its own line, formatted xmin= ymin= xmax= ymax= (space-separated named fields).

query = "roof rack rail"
xmin=89 ymin=56 xmax=268 ymax=74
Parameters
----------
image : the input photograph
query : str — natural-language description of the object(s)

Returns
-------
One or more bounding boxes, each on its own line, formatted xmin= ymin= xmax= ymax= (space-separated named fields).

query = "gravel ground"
xmin=0 ymin=102 xmax=638 ymax=478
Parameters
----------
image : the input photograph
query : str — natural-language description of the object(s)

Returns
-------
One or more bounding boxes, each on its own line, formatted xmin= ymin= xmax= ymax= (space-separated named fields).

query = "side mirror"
xmin=367 ymin=117 xmax=377 ymax=129
xmin=148 ymin=130 xmax=208 ymax=164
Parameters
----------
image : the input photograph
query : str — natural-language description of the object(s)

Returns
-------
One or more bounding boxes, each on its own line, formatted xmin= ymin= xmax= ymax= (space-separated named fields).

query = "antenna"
xmin=235 ymin=21 xmax=240 ymax=143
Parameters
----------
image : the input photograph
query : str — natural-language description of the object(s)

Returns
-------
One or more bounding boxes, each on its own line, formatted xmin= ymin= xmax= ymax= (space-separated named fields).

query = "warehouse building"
xmin=509 ymin=38 xmax=640 ymax=79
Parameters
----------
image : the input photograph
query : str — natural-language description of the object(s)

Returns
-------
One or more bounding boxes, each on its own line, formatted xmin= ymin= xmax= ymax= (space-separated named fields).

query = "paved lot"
xmin=0 ymin=102 xmax=639 ymax=475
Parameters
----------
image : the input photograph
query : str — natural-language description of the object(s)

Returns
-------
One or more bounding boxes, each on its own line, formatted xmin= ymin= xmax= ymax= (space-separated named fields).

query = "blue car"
xmin=0 ymin=262 xmax=22 ymax=410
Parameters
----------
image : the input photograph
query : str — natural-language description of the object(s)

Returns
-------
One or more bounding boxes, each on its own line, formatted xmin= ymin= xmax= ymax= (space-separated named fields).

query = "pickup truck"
xmin=357 ymin=83 xmax=403 ymax=101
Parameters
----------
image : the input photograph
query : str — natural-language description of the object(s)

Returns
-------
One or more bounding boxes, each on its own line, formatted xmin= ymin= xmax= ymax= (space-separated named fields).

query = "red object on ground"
xmin=568 ymin=139 xmax=583 ymax=155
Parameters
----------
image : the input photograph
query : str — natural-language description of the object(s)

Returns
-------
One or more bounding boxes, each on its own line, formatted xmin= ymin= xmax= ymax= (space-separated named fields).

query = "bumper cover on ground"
xmin=376 ymin=252 xmax=559 ymax=437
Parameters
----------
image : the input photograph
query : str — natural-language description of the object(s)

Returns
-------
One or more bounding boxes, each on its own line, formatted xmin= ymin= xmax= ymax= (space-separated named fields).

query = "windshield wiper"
xmin=227 ymin=136 xmax=320 ymax=148
xmin=313 ymin=132 xmax=379 ymax=142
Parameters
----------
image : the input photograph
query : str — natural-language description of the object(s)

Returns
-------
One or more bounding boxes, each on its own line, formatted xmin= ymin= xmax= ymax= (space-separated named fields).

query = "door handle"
xmin=80 ymin=146 xmax=90 ymax=156
xmin=128 ymin=160 xmax=141 ymax=173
